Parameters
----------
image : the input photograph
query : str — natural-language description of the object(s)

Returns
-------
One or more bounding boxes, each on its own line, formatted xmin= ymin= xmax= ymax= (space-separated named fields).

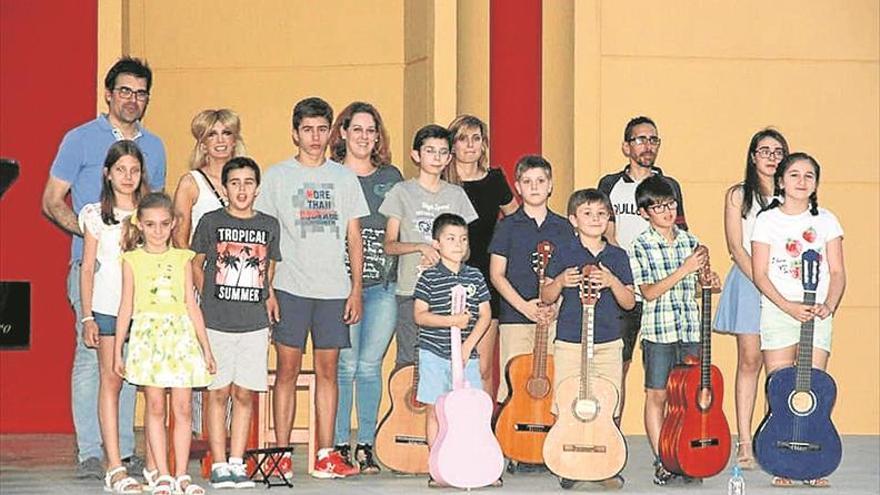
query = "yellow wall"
xmin=569 ymin=0 xmax=879 ymax=434
xmin=102 ymin=0 xmax=879 ymax=435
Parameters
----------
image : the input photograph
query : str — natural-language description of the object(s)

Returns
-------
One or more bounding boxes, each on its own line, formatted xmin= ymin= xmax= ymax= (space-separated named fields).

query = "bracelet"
xmin=81 ymin=315 xmax=95 ymax=323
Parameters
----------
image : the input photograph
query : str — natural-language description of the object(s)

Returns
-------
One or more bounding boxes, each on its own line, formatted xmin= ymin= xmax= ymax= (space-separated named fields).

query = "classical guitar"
xmin=754 ymin=249 xmax=842 ymax=480
xmin=375 ymin=350 xmax=429 ymax=473
xmin=429 ymin=285 xmax=505 ymax=489
xmin=494 ymin=240 xmax=556 ymax=467
xmin=543 ymin=264 xmax=627 ymax=484
xmin=659 ymin=246 xmax=731 ymax=478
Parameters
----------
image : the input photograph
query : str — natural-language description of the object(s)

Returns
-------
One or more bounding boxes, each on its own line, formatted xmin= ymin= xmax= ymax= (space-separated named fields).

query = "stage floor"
xmin=0 ymin=433 xmax=877 ymax=494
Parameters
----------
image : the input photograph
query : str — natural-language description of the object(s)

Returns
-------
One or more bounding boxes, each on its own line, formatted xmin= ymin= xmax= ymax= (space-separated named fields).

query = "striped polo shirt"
xmin=413 ymin=262 xmax=491 ymax=360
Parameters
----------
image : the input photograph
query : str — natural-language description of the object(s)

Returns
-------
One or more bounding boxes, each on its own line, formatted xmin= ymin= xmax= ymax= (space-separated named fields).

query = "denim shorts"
xmin=94 ymin=312 xmax=117 ymax=337
xmin=641 ymin=340 xmax=700 ymax=390
xmin=416 ymin=349 xmax=482 ymax=404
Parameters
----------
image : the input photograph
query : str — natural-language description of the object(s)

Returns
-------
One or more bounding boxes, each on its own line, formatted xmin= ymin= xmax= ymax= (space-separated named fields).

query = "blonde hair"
xmin=188 ymin=109 xmax=246 ymax=169
xmin=444 ymin=114 xmax=489 ymax=185
xmin=121 ymin=192 xmax=174 ymax=251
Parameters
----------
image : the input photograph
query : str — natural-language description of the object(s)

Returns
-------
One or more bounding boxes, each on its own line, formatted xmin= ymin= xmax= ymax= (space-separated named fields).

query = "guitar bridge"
xmin=514 ymin=423 xmax=552 ymax=433
xmin=394 ymin=435 xmax=428 ymax=445
xmin=563 ymin=444 xmax=606 ymax=453
xmin=775 ymin=441 xmax=821 ymax=452
xmin=689 ymin=438 xmax=720 ymax=448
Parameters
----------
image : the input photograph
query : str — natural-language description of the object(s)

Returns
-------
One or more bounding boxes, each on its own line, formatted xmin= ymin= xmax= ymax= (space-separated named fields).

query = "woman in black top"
xmin=445 ymin=114 xmax=518 ymax=397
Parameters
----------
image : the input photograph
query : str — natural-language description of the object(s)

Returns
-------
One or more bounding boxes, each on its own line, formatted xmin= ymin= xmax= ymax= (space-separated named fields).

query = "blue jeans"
xmin=68 ymin=262 xmax=137 ymax=461
xmin=334 ymin=283 xmax=397 ymax=445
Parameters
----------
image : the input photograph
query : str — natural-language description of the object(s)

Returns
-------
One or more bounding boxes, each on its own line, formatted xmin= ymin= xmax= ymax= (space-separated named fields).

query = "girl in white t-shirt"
xmin=750 ymin=152 xmax=846 ymax=487
xmin=79 ymin=140 xmax=154 ymax=493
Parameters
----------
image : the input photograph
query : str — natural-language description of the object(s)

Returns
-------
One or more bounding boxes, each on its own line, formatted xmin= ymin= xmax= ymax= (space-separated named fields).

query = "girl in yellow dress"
xmin=113 ymin=192 xmax=215 ymax=495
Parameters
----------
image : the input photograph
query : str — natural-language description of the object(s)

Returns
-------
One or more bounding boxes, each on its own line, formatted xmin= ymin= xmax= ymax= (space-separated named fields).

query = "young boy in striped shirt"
xmin=628 ymin=176 xmax=720 ymax=485
xmin=413 ymin=213 xmax=492 ymax=456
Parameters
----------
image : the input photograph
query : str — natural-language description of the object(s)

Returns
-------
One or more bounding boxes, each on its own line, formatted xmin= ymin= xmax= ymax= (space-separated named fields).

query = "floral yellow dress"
xmin=121 ymin=248 xmax=212 ymax=388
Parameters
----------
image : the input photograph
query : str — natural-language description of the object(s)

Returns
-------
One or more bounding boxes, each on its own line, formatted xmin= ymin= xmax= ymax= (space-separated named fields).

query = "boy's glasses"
xmin=755 ymin=147 xmax=785 ymax=160
xmin=421 ymin=146 xmax=450 ymax=158
xmin=647 ymin=200 xmax=678 ymax=214
xmin=114 ymin=86 xmax=150 ymax=102
xmin=628 ymin=136 xmax=661 ymax=146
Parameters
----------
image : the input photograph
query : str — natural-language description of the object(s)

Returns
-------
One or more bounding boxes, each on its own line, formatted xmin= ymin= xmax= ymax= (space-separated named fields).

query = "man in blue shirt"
xmin=41 ymin=57 xmax=166 ymax=480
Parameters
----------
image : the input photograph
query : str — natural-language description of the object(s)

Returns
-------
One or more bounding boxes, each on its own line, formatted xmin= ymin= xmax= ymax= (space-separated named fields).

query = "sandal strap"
xmin=105 ymin=465 xmax=127 ymax=479
xmin=112 ymin=475 xmax=142 ymax=494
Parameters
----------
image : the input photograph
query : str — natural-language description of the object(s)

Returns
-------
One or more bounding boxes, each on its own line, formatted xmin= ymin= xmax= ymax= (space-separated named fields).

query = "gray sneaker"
xmin=229 ymin=462 xmax=255 ymax=488
xmin=122 ymin=454 xmax=145 ymax=475
xmin=76 ymin=456 xmax=104 ymax=479
xmin=211 ymin=464 xmax=236 ymax=489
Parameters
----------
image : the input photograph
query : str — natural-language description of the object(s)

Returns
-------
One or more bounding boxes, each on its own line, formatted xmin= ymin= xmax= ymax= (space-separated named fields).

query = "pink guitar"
xmin=429 ymin=284 xmax=505 ymax=489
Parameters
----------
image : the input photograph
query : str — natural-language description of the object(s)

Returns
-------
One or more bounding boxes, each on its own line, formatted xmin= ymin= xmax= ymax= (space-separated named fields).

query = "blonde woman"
xmin=445 ymin=115 xmax=518 ymax=398
xmin=172 ymin=109 xmax=246 ymax=250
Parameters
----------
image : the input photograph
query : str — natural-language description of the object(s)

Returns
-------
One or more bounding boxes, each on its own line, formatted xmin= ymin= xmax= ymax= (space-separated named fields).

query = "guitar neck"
xmin=578 ymin=304 xmax=595 ymax=400
xmin=532 ymin=269 xmax=550 ymax=378
xmin=700 ymin=286 xmax=712 ymax=390
xmin=795 ymin=290 xmax=817 ymax=392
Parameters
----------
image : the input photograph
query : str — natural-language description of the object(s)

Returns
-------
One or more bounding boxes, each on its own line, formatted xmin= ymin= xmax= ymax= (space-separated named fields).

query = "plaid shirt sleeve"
xmin=629 ymin=238 xmax=655 ymax=287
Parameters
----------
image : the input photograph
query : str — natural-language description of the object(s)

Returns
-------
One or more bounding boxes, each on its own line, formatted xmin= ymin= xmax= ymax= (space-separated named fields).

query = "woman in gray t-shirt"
xmin=327 ymin=102 xmax=403 ymax=474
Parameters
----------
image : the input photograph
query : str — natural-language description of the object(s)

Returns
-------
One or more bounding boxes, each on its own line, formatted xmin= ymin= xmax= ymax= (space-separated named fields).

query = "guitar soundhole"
xmin=572 ymin=398 xmax=599 ymax=422
xmin=788 ymin=390 xmax=816 ymax=416
xmin=405 ymin=389 xmax=425 ymax=412
xmin=696 ymin=387 xmax=713 ymax=411
xmin=526 ymin=377 xmax=551 ymax=398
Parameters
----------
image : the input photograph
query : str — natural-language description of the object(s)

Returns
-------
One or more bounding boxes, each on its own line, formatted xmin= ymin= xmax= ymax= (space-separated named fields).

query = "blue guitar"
xmin=754 ymin=249 xmax=842 ymax=480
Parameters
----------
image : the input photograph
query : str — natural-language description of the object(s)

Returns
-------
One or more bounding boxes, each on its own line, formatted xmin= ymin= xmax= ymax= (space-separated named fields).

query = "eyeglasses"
xmin=114 ymin=86 xmax=150 ymax=102
xmin=628 ymin=136 xmax=661 ymax=146
xmin=422 ymin=146 xmax=450 ymax=158
xmin=755 ymin=147 xmax=785 ymax=160
xmin=647 ymin=200 xmax=678 ymax=214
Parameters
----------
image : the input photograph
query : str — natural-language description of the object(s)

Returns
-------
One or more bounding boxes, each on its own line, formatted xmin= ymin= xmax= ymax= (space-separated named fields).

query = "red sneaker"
xmin=311 ymin=451 xmax=360 ymax=479
xmin=274 ymin=452 xmax=293 ymax=481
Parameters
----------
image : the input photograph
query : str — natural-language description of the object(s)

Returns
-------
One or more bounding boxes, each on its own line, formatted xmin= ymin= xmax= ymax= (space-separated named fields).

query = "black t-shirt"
xmin=462 ymin=168 xmax=514 ymax=275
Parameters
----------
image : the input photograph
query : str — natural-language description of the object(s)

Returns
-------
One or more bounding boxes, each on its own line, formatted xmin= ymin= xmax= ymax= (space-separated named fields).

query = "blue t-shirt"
xmin=546 ymin=237 xmax=634 ymax=344
xmin=49 ymin=115 xmax=167 ymax=261
xmin=413 ymin=262 xmax=491 ymax=360
xmin=487 ymin=208 xmax=575 ymax=324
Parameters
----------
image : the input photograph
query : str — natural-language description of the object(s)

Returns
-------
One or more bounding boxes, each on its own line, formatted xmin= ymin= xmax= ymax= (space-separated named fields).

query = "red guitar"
xmin=494 ymin=240 xmax=555 ymax=467
xmin=659 ymin=246 xmax=731 ymax=478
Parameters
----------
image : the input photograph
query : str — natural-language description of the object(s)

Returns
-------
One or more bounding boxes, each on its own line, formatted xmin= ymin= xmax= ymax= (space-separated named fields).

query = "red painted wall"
xmin=489 ymin=0 xmax=542 ymax=184
xmin=0 ymin=0 xmax=97 ymax=432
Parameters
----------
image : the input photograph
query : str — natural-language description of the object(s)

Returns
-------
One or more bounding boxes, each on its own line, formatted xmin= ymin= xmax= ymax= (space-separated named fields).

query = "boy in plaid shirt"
xmin=628 ymin=176 xmax=720 ymax=485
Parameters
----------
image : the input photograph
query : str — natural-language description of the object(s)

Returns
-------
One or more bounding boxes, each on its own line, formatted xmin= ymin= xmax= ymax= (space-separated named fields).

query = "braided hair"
xmin=760 ymin=152 xmax=820 ymax=216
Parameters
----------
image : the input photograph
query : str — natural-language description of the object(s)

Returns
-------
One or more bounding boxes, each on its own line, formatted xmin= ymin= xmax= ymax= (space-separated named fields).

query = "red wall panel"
xmin=489 ymin=0 xmax=542 ymax=186
xmin=0 ymin=0 xmax=97 ymax=432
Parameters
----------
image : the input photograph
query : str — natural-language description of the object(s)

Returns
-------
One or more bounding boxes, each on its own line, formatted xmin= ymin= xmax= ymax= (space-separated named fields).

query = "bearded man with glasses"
xmin=596 ymin=115 xmax=689 ymax=427
xmin=42 ymin=56 xmax=166 ymax=480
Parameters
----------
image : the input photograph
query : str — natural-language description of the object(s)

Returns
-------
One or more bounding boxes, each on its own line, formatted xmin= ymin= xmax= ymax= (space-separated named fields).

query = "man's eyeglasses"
xmin=114 ymin=86 xmax=150 ymax=102
xmin=628 ymin=136 xmax=661 ymax=146
xmin=755 ymin=147 xmax=785 ymax=160
xmin=647 ymin=200 xmax=678 ymax=214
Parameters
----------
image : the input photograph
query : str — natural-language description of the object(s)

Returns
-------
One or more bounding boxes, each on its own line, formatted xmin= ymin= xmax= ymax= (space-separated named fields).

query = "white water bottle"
xmin=728 ymin=465 xmax=745 ymax=495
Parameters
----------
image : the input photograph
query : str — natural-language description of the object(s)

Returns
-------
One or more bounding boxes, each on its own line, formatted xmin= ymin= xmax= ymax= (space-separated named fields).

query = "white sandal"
xmin=174 ymin=474 xmax=205 ymax=495
xmin=153 ymin=475 xmax=175 ymax=495
xmin=103 ymin=466 xmax=142 ymax=494
xmin=142 ymin=468 xmax=159 ymax=492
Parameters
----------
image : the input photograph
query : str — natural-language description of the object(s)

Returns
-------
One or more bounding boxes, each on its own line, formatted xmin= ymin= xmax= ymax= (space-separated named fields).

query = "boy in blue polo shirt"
xmin=542 ymin=189 xmax=635 ymax=422
xmin=628 ymin=175 xmax=720 ymax=485
xmin=488 ymin=155 xmax=574 ymax=403
xmin=413 ymin=213 xmax=491 ymax=450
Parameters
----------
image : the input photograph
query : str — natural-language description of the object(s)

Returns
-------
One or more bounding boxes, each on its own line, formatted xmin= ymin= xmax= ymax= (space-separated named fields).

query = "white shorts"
xmin=207 ymin=328 xmax=270 ymax=391
xmin=760 ymin=302 xmax=833 ymax=352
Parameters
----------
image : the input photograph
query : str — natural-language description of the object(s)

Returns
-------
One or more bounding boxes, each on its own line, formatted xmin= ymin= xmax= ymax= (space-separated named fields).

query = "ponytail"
xmin=121 ymin=192 xmax=174 ymax=251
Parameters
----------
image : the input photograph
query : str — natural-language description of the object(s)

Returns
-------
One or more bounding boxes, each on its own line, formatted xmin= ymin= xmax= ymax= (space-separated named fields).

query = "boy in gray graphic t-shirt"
xmin=379 ymin=124 xmax=477 ymax=367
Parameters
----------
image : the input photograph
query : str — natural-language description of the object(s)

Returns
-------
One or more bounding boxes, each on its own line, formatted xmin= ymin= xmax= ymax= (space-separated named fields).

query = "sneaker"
xmin=653 ymin=461 xmax=674 ymax=486
xmin=210 ymin=464 xmax=236 ymax=489
xmin=312 ymin=451 xmax=360 ymax=479
xmin=334 ymin=444 xmax=353 ymax=465
xmin=121 ymin=454 xmax=146 ymax=475
xmin=354 ymin=444 xmax=380 ymax=475
xmin=76 ymin=456 xmax=104 ymax=479
xmin=228 ymin=462 xmax=256 ymax=488
xmin=274 ymin=452 xmax=294 ymax=481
